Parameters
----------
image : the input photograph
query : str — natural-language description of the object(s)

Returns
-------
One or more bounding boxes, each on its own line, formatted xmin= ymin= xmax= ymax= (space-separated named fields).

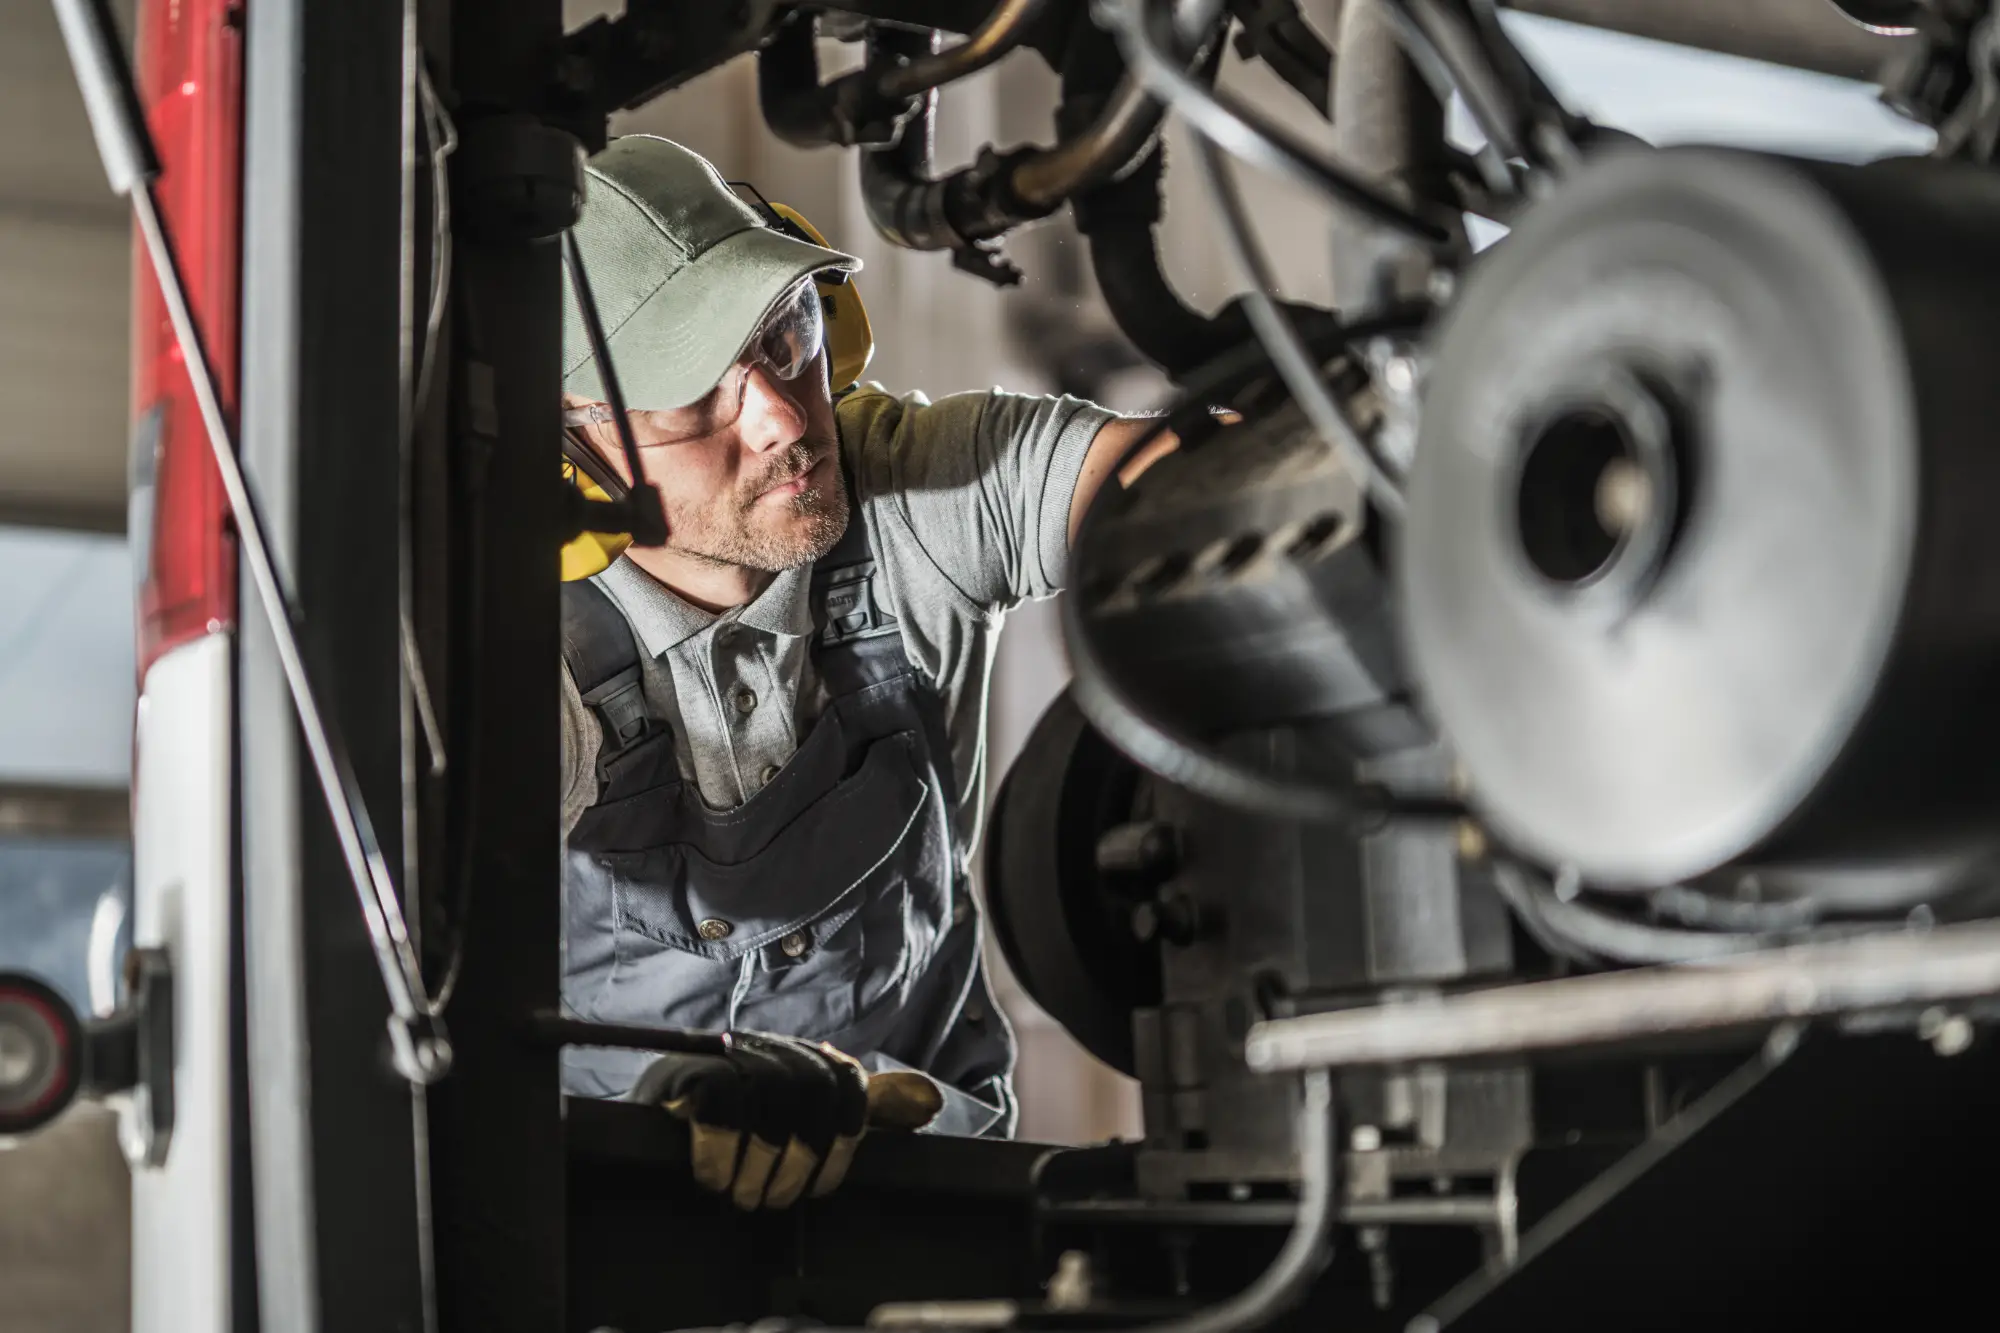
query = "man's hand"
xmin=629 ymin=1032 xmax=943 ymax=1210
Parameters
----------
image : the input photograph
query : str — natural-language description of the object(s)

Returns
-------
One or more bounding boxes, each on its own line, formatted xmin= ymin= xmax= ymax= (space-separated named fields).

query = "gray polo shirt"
xmin=560 ymin=382 xmax=1116 ymax=849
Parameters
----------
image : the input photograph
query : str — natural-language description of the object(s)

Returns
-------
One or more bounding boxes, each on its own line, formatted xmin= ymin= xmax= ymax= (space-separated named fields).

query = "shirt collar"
xmin=593 ymin=556 xmax=814 ymax=658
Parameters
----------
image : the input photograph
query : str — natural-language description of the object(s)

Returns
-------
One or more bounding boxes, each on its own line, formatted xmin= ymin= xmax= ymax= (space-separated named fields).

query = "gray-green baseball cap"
xmin=562 ymin=134 xmax=860 ymax=410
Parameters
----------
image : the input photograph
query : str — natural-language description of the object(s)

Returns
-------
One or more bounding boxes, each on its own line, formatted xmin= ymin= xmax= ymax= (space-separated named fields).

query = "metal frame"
xmin=238 ymin=0 xmax=426 ymax=1326
xmin=421 ymin=2 xmax=571 ymax=1328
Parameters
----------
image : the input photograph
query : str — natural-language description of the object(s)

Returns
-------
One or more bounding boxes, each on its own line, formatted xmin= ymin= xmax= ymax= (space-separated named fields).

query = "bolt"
xmin=1921 ymin=1008 xmax=1974 ymax=1057
xmin=1046 ymin=1250 xmax=1093 ymax=1311
xmin=1382 ymin=355 xmax=1419 ymax=397
xmin=1936 ymin=1016 xmax=1975 ymax=1057
xmin=1455 ymin=820 xmax=1488 ymax=862
xmin=1228 ymin=1182 xmax=1252 ymax=1202
xmin=1553 ymin=866 xmax=1582 ymax=903
xmin=1131 ymin=894 xmax=1205 ymax=947
xmin=1096 ymin=821 xmax=1179 ymax=880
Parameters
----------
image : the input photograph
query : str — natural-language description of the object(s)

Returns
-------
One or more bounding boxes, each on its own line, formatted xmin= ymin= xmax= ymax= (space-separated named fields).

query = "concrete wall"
xmin=0 ymin=0 xmax=132 ymax=532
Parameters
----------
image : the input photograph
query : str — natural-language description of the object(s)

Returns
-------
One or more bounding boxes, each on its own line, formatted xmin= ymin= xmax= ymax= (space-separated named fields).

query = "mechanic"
xmin=557 ymin=134 xmax=1176 ymax=1210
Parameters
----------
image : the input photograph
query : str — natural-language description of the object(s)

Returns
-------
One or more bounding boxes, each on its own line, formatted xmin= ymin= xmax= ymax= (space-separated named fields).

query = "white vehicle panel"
xmin=128 ymin=630 xmax=233 ymax=1333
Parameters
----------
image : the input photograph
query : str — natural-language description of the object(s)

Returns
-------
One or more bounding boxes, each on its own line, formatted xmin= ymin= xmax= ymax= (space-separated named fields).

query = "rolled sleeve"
xmin=839 ymin=384 xmax=1116 ymax=615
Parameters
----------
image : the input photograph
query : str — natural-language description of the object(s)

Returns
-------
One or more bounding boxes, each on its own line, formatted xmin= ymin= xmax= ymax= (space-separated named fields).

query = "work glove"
xmin=629 ymin=1031 xmax=944 ymax=1210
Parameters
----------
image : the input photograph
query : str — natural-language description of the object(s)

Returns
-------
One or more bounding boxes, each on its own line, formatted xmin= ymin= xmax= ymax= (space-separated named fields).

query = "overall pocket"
xmin=594 ymin=732 xmax=946 ymax=1041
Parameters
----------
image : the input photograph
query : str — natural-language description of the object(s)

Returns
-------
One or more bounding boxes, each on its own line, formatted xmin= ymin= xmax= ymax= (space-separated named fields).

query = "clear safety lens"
xmin=562 ymin=278 xmax=825 ymax=446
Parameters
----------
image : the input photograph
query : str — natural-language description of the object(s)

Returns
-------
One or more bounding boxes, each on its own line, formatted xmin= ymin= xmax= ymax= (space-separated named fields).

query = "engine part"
xmin=1403 ymin=145 xmax=2000 ymax=888
xmin=984 ymin=692 xmax=1160 ymax=1076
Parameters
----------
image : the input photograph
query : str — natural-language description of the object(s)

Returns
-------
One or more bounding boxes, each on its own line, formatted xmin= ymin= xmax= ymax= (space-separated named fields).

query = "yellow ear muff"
xmin=560 ymin=458 xmax=634 ymax=582
xmin=770 ymin=202 xmax=875 ymax=394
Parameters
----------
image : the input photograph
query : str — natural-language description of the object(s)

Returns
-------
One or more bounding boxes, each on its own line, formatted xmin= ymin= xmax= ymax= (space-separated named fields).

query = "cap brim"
xmin=565 ymin=225 xmax=859 ymax=411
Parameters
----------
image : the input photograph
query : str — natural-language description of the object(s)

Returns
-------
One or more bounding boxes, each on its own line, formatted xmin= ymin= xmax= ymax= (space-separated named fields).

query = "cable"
xmin=1190 ymin=136 xmax=1407 ymax=516
xmin=1119 ymin=1069 xmax=1337 ymax=1333
xmin=1372 ymin=0 xmax=1516 ymax=195
xmin=1100 ymin=0 xmax=1451 ymax=245
xmin=1489 ymin=860 xmax=1870 ymax=967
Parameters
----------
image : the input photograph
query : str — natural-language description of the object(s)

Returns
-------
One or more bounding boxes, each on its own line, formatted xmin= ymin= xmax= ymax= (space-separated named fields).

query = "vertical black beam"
xmin=239 ymin=0 xmax=426 ymax=1328
xmin=426 ymin=1 xmax=570 ymax=1329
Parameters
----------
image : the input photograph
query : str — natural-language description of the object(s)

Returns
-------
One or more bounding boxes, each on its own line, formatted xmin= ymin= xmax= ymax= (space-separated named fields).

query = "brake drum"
xmin=1402 ymin=147 xmax=2000 ymax=888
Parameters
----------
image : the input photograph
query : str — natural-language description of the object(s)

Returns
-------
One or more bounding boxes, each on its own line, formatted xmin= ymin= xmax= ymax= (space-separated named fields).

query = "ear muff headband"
xmin=559 ymin=194 xmax=875 ymax=581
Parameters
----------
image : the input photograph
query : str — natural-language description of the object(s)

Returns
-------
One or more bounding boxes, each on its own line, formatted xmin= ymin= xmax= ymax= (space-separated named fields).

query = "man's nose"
xmin=735 ymin=363 xmax=808 ymax=455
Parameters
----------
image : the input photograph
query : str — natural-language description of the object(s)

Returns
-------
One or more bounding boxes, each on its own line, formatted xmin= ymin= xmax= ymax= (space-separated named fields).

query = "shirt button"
xmin=780 ymin=930 xmax=811 ymax=959
xmin=715 ymin=626 xmax=737 ymax=648
xmin=697 ymin=918 xmax=734 ymax=942
xmin=952 ymin=899 xmax=971 ymax=925
xmin=760 ymin=762 xmax=783 ymax=785
xmin=733 ymin=687 xmax=758 ymax=715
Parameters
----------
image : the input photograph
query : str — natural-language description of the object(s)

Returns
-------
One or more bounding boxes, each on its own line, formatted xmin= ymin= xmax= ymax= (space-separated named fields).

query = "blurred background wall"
xmin=0 ymin=1 xmax=1935 ymax=1327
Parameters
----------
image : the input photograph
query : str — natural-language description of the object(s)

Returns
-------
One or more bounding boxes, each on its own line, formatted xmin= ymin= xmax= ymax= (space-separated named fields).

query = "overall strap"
xmin=561 ymin=578 xmax=665 ymax=780
xmin=810 ymin=509 xmax=911 ymax=697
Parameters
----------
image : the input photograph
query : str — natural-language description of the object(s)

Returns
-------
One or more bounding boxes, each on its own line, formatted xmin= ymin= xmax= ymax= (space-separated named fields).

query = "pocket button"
xmin=780 ymin=930 xmax=811 ymax=959
xmin=697 ymin=918 xmax=734 ymax=942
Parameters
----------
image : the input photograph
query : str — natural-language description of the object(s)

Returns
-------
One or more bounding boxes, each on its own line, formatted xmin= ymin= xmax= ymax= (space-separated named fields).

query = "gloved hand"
xmin=629 ymin=1031 xmax=943 ymax=1210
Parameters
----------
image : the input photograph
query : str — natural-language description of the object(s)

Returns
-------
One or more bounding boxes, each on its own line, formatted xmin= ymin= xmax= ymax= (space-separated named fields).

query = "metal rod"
xmin=1245 ymin=919 xmax=2000 ymax=1072
xmin=872 ymin=0 xmax=1049 ymax=99
xmin=52 ymin=0 xmax=449 ymax=1084
xmin=131 ymin=186 xmax=450 ymax=1085
xmin=1010 ymin=74 xmax=1164 ymax=210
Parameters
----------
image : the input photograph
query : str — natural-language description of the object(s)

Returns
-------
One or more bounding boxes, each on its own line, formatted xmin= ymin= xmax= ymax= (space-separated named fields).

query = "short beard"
xmin=665 ymin=435 xmax=849 ymax=573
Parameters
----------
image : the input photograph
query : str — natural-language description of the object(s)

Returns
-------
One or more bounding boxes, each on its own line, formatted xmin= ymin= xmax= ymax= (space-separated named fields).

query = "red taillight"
xmin=131 ymin=0 xmax=244 ymax=680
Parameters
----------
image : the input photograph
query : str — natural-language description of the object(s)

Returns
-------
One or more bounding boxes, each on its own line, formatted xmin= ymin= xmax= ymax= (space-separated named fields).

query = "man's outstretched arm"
xmin=1068 ymin=414 xmax=1181 ymax=546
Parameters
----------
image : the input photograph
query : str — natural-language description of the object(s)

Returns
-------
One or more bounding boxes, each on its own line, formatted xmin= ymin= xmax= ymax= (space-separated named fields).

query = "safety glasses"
xmin=563 ymin=277 xmax=825 ymax=446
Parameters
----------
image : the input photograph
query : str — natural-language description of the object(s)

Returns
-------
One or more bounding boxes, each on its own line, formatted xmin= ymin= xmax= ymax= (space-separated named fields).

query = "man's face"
xmin=577 ymin=351 xmax=847 ymax=573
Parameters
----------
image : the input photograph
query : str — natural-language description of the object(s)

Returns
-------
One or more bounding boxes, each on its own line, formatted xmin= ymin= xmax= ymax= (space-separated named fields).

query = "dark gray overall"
xmin=559 ymin=515 xmax=1015 ymax=1137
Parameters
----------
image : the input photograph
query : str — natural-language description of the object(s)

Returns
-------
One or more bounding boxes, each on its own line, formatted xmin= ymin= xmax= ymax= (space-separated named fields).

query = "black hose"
xmin=1074 ymin=143 xmax=1236 ymax=379
xmin=1488 ymin=860 xmax=1869 ymax=967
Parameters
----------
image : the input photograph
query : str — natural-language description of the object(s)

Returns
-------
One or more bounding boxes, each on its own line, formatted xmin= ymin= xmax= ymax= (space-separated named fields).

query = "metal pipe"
xmin=1501 ymin=0 xmax=1907 ymax=82
xmin=1244 ymin=918 xmax=2000 ymax=1072
xmin=873 ymin=0 xmax=1049 ymax=99
xmin=1011 ymin=74 xmax=1163 ymax=208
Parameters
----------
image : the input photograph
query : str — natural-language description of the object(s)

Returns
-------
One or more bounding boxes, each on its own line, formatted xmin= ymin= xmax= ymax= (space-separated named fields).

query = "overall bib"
xmin=559 ymin=516 xmax=1013 ymax=1136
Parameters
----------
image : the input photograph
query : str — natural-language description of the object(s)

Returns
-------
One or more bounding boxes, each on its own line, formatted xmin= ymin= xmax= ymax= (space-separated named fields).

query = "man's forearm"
xmin=1068 ymin=416 xmax=1181 ymax=546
